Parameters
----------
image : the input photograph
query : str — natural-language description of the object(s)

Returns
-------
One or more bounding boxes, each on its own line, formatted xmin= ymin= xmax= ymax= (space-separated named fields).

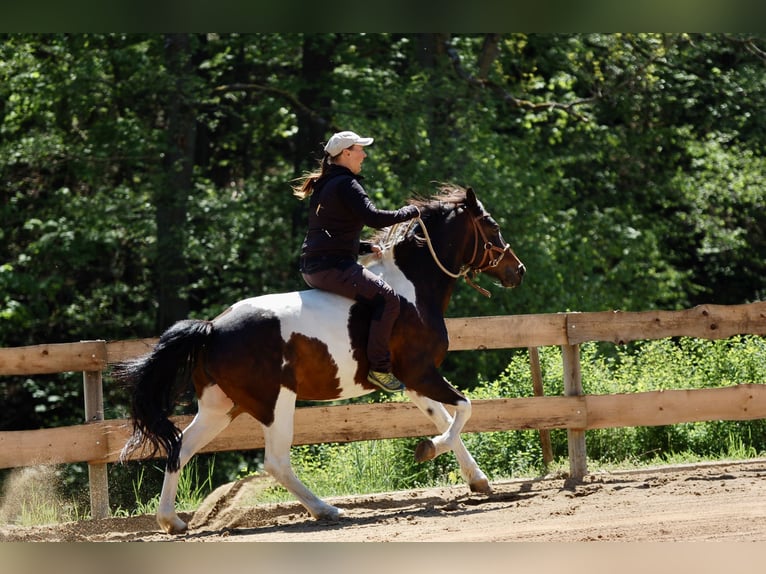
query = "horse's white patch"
xmin=364 ymin=249 xmax=418 ymax=306
xmin=233 ymin=291 xmax=365 ymax=397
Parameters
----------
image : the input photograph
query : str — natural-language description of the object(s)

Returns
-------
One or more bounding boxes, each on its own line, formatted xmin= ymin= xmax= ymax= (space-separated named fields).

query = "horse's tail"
xmin=113 ymin=319 xmax=213 ymax=471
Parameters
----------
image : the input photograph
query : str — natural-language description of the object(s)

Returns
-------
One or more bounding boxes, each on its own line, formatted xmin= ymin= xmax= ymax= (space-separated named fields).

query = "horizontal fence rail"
xmin=1 ymin=302 xmax=765 ymax=518
xmin=3 ymin=384 xmax=766 ymax=470
xmin=3 ymin=303 xmax=764 ymax=375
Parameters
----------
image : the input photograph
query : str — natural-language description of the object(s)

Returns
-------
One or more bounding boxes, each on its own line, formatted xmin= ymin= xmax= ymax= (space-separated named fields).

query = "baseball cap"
xmin=324 ymin=131 xmax=374 ymax=157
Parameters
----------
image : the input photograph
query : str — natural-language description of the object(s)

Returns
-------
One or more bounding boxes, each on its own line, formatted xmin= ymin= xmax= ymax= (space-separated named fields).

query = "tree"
xmin=154 ymin=34 xmax=198 ymax=330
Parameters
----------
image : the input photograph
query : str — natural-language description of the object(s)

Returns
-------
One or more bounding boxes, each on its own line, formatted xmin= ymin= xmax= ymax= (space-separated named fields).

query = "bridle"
xmin=466 ymin=214 xmax=512 ymax=273
xmin=414 ymin=208 xmax=510 ymax=298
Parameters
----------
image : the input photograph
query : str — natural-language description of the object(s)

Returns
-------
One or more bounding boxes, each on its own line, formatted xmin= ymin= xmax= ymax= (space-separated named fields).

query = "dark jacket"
xmin=300 ymin=165 xmax=419 ymax=271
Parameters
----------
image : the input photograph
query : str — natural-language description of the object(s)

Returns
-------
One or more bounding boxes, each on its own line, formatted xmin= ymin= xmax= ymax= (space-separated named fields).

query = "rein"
xmin=414 ymin=212 xmax=509 ymax=298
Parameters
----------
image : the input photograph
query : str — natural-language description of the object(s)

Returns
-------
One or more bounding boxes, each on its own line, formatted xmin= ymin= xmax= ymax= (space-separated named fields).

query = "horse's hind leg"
xmin=405 ymin=390 xmax=491 ymax=495
xmin=261 ymin=387 xmax=343 ymax=521
xmin=156 ymin=384 xmax=234 ymax=534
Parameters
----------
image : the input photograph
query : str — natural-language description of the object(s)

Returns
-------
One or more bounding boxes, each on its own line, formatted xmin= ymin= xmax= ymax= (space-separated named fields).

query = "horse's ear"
xmin=466 ymin=187 xmax=478 ymax=209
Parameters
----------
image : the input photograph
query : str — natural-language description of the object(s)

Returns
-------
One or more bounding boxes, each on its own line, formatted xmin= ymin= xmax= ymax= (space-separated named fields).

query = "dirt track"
xmin=3 ymin=458 xmax=766 ymax=542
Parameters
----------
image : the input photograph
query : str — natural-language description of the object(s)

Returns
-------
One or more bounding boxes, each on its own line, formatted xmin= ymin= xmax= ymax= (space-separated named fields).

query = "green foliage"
xmin=471 ymin=337 xmax=766 ymax=467
xmin=671 ymin=133 xmax=766 ymax=303
xmin=3 ymin=33 xmax=765 ymax=368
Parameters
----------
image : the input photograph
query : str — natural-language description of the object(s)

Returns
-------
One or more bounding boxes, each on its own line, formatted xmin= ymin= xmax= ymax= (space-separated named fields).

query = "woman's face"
xmin=338 ymin=144 xmax=367 ymax=174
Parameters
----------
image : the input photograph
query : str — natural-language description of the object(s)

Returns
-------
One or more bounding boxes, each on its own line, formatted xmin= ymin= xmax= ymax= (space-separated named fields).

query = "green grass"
xmin=0 ymin=466 xmax=86 ymax=526
xmin=238 ymin=440 xmax=421 ymax=505
xmin=15 ymin=493 xmax=84 ymax=526
xmin=112 ymin=458 xmax=215 ymax=518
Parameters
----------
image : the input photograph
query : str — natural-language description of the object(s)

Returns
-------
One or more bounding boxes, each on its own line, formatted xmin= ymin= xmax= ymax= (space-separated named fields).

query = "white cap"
xmin=324 ymin=131 xmax=374 ymax=157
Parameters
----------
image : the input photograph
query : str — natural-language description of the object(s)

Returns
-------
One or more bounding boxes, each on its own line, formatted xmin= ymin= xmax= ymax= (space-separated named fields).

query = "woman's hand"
xmin=370 ymin=244 xmax=384 ymax=258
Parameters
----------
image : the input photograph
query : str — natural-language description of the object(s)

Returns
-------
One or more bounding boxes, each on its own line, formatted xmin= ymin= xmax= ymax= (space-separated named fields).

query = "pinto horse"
xmin=115 ymin=185 xmax=525 ymax=534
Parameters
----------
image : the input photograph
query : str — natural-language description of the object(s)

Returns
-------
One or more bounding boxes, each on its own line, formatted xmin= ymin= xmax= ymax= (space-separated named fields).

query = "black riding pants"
xmin=302 ymin=262 xmax=401 ymax=373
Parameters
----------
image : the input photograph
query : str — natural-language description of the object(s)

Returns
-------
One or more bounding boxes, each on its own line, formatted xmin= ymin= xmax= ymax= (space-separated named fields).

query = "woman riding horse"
xmin=115 ymin=176 xmax=525 ymax=535
xmin=294 ymin=130 xmax=420 ymax=392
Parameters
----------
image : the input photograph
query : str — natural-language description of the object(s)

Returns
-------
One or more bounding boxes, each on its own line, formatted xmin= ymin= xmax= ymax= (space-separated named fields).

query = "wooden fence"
xmin=1 ymin=301 xmax=765 ymax=520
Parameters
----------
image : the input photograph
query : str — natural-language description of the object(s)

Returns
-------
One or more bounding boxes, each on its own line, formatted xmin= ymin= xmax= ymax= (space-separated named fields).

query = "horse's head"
xmin=460 ymin=186 xmax=525 ymax=290
xmin=371 ymin=185 xmax=524 ymax=302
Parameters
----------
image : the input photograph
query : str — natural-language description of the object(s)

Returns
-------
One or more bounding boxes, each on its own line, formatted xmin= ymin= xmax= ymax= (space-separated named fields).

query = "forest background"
xmin=1 ymin=33 xmax=765 ymax=508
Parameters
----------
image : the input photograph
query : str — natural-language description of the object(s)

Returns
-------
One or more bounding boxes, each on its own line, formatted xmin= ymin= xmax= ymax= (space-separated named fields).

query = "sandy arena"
xmin=3 ymin=458 xmax=766 ymax=542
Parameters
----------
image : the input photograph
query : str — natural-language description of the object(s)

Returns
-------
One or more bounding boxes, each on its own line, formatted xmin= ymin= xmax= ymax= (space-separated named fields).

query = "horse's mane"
xmin=365 ymin=184 xmax=468 ymax=249
xmin=408 ymin=183 xmax=468 ymax=211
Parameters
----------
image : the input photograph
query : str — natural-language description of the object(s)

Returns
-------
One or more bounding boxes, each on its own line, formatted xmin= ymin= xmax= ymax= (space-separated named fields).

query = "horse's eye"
xmin=483 ymin=216 xmax=499 ymax=230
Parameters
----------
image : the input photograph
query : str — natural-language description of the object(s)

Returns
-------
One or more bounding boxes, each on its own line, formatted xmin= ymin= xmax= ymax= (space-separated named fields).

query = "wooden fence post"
xmin=562 ymin=343 xmax=587 ymax=480
xmin=528 ymin=347 xmax=553 ymax=467
xmin=83 ymin=368 xmax=110 ymax=519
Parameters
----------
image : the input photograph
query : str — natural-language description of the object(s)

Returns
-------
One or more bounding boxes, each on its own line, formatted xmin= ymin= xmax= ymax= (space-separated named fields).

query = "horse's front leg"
xmin=406 ymin=389 xmax=491 ymax=495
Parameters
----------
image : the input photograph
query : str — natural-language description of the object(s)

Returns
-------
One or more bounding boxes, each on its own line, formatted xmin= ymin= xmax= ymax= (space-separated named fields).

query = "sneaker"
xmin=367 ymin=370 xmax=405 ymax=392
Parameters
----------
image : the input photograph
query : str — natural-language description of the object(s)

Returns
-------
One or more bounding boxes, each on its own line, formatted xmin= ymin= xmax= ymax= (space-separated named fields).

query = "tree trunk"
xmin=291 ymin=34 xmax=337 ymax=241
xmin=154 ymin=34 xmax=197 ymax=331
xmin=414 ymin=33 xmax=454 ymax=176
xmin=295 ymin=33 xmax=337 ymax=172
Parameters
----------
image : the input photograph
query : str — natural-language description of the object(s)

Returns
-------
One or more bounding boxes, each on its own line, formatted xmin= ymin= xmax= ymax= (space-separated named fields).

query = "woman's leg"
xmin=302 ymin=263 xmax=400 ymax=372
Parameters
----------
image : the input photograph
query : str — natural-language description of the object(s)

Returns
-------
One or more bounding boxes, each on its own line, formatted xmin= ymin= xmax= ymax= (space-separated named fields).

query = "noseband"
xmin=415 ymin=209 xmax=510 ymax=298
xmin=467 ymin=214 xmax=511 ymax=273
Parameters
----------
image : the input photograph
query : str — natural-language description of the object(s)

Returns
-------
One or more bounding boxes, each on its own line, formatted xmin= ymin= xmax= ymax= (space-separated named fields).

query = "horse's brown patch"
xmin=203 ymin=306 xmax=284 ymax=426
xmin=283 ymin=333 xmax=343 ymax=401
xmin=388 ymin=305 xmax=467 ymax=405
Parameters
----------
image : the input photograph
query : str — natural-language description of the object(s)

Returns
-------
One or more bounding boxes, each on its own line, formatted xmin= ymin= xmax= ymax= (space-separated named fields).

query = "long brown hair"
xmin=292 ymin=153 xmax=333 ymax=199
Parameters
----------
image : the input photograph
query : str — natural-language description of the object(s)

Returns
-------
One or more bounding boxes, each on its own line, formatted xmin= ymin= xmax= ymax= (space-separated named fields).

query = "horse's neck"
xmin=365 ymin=240 xmax=457 ymax=318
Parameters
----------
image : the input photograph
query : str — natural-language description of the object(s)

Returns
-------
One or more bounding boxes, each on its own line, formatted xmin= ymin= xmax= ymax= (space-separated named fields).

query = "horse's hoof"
xmin=315 ymin=505 xmax=344 ymax=521
xmin=469 ymin=478 xmax=492 ymax=495
xmin=158 ymin=514 xmax=188 ymax=535
xmin=415 ymin=439 xmax=436 ymax=462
